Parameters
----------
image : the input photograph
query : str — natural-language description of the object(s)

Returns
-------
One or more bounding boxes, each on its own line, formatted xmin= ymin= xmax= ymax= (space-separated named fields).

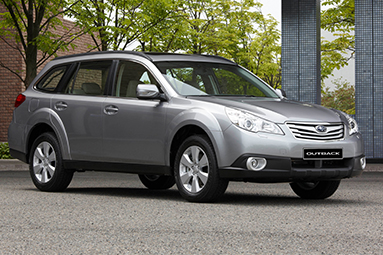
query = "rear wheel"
xmin=138 ymin=175 xmax=175 ymax=190
xmin=290 ymin=180 xmax=341 ymax=199
xmin=174 ymin=135 xmax=228 ymax=202
xmin=29 ymin=132 xmax=73 ymax=192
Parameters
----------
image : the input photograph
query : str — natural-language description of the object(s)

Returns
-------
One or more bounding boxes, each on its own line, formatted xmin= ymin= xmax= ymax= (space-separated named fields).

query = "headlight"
xmin=339 ymin=111 xmax=359 ymax=135
xmin=225 ymin=107 xmax=284 ymax=135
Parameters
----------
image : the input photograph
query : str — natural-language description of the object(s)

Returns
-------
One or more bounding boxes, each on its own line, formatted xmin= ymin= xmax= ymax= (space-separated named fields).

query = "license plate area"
xmin=303 ymin=149 xmax=343 ymax=160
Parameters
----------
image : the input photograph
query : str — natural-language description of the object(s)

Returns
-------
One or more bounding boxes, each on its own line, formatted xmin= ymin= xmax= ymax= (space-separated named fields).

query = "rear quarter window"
xmin=35 ymin=66 xmax=68 ymax=92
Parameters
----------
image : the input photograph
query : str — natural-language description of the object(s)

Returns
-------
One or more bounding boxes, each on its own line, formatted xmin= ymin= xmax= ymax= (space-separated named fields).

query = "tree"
xmin=321 ymin=78 xmax=355 ymax=114
xmin=137 ymin=0 xmax=262 ymax=55
xmin=0 ymin=0 xmax=83 ymax=88
xmin=137 ymin=0 xmax=226 ymax=54
xmin=137 ymin=2 xmax=186 ymax=53
xmin=215 ymin=3 xmax=281 ymax=88
xmin=68 ymin=0 xmax=176 ymax=51
xmin=239 ymin=14 xmax=281 ymax=89
xmin=321 ymin=0 xmax=354 ymax=80
xmin=137 ymin=0 xmax=282 ymax=88
xmin=215 ymin=0 xmax=262 ymax=62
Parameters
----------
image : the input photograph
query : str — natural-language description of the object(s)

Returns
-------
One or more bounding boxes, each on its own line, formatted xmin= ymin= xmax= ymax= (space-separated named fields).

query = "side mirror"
xmin=275 ymin=88 xmax=287 ymax=98
xmin=136 ymin=84 xmax=166 ymax=101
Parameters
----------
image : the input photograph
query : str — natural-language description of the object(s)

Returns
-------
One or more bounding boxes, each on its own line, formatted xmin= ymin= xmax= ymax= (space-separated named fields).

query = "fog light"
xmin=246 ymin=157 xmax=267 ymax=171
xmin=360 ymin=157 xmax=366 ymax=170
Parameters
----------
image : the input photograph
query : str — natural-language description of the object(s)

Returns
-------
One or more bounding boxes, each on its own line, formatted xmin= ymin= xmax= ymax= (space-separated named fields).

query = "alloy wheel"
xmin=179 ymin=145 xmax=209 ymax=193
xmin=33 ymin=141 xmax=56 ymax=183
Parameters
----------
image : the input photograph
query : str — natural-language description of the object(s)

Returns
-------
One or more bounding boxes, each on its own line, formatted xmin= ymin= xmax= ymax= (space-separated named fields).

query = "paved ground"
xmin=0 ymin=170 xmax=382 ymax=254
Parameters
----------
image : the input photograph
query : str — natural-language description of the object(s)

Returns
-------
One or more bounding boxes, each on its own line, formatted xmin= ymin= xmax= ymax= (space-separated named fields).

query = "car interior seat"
xmin=126 ymin=80 xmax=141 ymax=98
xmin=82 ymin=82 xmax=102 ymax=95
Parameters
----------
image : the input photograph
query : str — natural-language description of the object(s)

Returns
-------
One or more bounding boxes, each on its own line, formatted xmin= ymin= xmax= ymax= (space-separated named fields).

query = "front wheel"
xmin=29 ymin=132 xmax=73 ymax=192
xmin=174 ymin=135 xmax=228 ymax=202
xmin=138 ymin=175 xmax=175 ymax=190
xmin=290 ymin=180 xmax=341 ymax=199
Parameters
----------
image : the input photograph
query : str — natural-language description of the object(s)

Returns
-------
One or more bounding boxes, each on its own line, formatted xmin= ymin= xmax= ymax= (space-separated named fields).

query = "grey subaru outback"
xmin=8 ymin=51 xmax=365 ymax=202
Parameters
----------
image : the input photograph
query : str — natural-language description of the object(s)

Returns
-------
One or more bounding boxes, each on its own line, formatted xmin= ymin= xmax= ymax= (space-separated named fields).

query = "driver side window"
xmin=114 ymin=61 xmax=158 ymax=98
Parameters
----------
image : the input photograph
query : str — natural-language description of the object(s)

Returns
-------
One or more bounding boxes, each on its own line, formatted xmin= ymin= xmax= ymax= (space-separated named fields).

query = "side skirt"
xmin=63 ymin=160 xmax=172 ymax=176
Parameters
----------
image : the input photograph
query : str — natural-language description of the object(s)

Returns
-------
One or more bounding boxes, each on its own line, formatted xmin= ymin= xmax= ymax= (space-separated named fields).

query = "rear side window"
xmin=65 ymin=61 xmax=112 ymax=96
xmin=36 ymin=66 xmax=67 ymax=92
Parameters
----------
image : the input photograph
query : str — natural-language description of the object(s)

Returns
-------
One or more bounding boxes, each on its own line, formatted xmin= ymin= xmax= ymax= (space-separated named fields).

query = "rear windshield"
xmin=155 ymin=62 xmax=278 ymax=98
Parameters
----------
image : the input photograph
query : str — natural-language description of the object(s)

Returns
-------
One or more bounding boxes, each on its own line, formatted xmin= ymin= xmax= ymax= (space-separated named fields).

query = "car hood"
xmin=189 ymin=96 xmax=342 ymax=123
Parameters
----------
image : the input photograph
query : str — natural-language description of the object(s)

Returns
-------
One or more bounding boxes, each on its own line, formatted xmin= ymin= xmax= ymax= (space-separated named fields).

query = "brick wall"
xmin=0 ymin=4 xmax=23 ymax=142
xmin=0 ymin=4 xmax=98 ymax=142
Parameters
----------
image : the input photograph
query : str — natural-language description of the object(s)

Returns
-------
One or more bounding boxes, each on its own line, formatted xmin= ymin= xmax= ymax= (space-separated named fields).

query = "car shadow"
xmin=23 ymin=186 xmax=371 ymax=207
xmin=220 ymin=192 xmax=363 ymax=206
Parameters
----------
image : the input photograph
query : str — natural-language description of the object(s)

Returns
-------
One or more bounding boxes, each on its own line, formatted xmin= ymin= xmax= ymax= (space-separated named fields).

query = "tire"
xmin=174 ymin=135 xmax=228 ymax=202
xmin=138 ymin=175 xmax=175 ymax=190
xmin=29 ymin=132 xmax=73 ymax=192
xmin=290 ymin=180 xmax=341 ymax=199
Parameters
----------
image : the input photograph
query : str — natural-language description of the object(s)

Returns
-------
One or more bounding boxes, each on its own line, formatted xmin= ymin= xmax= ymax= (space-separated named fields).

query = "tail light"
xmin=15 ymin=94 xmax=26 ymax=108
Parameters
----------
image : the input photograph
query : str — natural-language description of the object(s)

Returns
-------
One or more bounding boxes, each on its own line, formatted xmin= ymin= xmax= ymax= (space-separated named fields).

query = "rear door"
xmin=52 ymin=60 xmax=112 ymax=161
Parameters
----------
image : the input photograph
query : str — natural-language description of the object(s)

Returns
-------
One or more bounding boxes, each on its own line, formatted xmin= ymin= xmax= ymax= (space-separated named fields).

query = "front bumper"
xmin=219 ymin=154 xmax=365 ymax=183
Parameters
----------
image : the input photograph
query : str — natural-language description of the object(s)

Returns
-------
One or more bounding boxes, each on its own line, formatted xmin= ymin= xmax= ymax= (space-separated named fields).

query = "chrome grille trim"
xmin=286 ymin=122 xmax=344 ymax=141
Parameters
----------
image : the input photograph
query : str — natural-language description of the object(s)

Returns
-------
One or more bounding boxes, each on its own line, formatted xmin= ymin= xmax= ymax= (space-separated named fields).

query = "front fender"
xmin=165 ymin=107 xmax=231 ymax=167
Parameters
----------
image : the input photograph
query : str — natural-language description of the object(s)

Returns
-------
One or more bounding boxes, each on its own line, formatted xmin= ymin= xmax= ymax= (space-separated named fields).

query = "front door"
xmin=102 ymin=60 xmax=168 ymax=165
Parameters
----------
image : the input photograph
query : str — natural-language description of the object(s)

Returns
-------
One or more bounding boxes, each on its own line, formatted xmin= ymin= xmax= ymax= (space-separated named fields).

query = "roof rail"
xmin=54 ymin=51 xmax=150 ymax=61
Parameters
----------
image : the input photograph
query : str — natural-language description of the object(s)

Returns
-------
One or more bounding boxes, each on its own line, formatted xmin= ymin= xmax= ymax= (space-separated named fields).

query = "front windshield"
xmin=155 ymin=61 xmax=278 ymax=98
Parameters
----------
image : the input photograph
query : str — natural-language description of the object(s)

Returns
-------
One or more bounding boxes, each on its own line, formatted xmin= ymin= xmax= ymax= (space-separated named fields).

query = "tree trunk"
xmin=24 ymin=44 xmax=38 ymax=88
xmin=24 ymin=6 xmax=39 ymax=89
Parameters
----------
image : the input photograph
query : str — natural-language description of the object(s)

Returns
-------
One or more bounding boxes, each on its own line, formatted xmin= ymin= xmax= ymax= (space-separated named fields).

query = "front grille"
xmin=286 ymin=122 xmax=344 ymax=141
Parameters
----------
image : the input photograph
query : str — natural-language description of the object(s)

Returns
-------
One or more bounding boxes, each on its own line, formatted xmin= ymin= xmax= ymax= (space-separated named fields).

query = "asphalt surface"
xmin=0 ymin=170 xmax=382 ymax=254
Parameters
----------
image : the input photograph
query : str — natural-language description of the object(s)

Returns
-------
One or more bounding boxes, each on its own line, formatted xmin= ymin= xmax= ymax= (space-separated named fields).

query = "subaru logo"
xmin=315 ymin=125 xmax=327 ymax=133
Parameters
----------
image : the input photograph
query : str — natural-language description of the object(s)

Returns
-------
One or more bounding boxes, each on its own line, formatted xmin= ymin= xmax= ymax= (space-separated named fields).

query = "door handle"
xmin=54 ymin=101 xmax=68 ymax=111
xmin=104 ymin=105 xmax=119 ymax=115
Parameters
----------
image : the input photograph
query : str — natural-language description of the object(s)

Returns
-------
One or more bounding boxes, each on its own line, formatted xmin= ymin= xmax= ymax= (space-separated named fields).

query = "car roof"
xmin=54 ymin=51 xmax=237 ymax=65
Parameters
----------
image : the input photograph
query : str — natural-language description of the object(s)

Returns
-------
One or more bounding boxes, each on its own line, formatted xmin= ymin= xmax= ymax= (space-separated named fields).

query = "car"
xmin=8 ymin=51 xmax=365 ymax=202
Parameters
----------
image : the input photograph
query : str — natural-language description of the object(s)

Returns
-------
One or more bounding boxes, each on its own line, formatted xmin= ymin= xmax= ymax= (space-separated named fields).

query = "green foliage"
xmin=137 ymin=0 xmax=281 ymax=88
xmin=240 ymin=15 xmax=281 ymax=89
xmin=137 ymin=0 xmax=238 ymax=54
xmin=1 ymin=1 xmax=281 ymax=89
xmin=321 ymin=0 xmax=355 ymax=81
xmin=321 ymin=78 xmax=355 ymax=115
xmin=0 ymin=143 xmax=12 ymax=159
xmin=0 ymin=0 xmax=82 ymax=87
xmin=68 ymin=0 xmax=176 ymax=51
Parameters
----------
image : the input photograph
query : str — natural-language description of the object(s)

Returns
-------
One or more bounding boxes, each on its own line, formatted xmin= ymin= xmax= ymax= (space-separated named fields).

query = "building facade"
xmin=355 ymin=0 xmax=383 ymax=159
